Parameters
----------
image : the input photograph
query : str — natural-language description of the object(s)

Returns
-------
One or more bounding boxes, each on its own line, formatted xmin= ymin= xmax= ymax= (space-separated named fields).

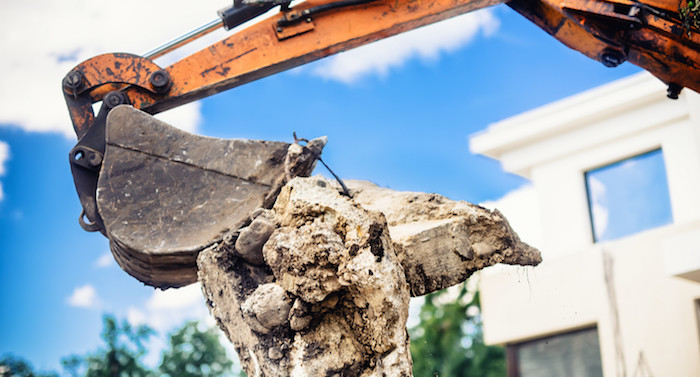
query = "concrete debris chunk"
xmin=241 ymin=283 xmax=292 ymax=333
xmin=345 ymin=180 xmax=542 ymax=296
xmin=198 ymin=176 xmax=540 ymax=376
xmin=235 ymin=218 xmax=276 ymax=266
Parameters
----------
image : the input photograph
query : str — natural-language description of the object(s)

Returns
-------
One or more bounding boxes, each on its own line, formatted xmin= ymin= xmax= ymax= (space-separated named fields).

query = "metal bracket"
xmin=70 ymin=145 xmax=103 ymax=170
xmin=275 ymin=19 xmax=316 ymax=40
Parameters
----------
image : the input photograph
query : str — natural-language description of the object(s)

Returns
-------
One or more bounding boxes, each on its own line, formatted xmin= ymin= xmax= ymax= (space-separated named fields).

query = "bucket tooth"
xmin=98 ymin=105 xmax=325 ymax=288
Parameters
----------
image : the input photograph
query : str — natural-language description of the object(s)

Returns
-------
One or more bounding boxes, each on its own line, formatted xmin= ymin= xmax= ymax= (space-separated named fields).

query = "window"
xmin=585 ymin=149 xmax=673 ymax=242
xmin=507 ymin=327 xmax=604 ymax=377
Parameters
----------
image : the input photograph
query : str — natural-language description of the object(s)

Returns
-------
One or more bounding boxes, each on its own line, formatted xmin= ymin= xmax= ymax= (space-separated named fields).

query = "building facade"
xmin=470 ymin=72 xmax=700 ymax=377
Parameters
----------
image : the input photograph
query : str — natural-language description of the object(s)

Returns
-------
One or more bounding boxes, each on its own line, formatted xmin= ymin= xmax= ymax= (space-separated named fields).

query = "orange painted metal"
xmin=160 ymin=0 xmax=507 ymax=111
xmin=64 ymin=0 xmax=700 ymax=135
xmin=63 ymin=0 xmax=507 ymax=133
xmin=70 ymin=53 xmax=163 ymax=96
xmin=510 ymin=0 xmax=700 ymax=94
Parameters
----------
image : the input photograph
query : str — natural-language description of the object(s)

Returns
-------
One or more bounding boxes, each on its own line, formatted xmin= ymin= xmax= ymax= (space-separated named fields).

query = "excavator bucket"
xmin=96 ymin=105 xmax=325 ymax=288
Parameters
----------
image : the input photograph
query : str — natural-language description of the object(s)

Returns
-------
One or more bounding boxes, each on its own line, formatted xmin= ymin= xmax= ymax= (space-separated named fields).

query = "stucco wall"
xmin=481 ymin=222 xmax=700 ymax=376
xmin=472 ymin=73 xmax=700 ymax=376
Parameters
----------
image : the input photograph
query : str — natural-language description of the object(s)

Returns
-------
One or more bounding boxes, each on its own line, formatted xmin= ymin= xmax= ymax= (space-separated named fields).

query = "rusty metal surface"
xmin=62 ymin=0 xmax=700 ymax=287
xmin=63 ymin=0 xmax=700 ymax=139
xmin=63 ymin=0 xmax=507 ymax=249
xmin=62 ymin=0 xmax=508 ymax=135
xmin=510 ymin=0 xmax=700 ymax=94
xmin=98 ymin=106 xmax=324 ymax=287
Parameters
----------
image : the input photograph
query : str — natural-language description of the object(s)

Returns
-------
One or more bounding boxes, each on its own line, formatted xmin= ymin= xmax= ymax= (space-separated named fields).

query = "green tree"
xmin=409 ymin=279 xmax=506 ymax=377
xmin=0 ymin=354 xmax=58 ymax=377
xmin=159 ymin=321 xmax=234 ymax=377
xmin=62 ymin=314 xmax=154 ymax=377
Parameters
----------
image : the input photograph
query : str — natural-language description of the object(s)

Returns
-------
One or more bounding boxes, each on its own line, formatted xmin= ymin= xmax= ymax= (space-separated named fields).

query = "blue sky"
xmin=586 ymin=149 xmax=673 ymax=242
xmin=0 ymin=0 xmax=640 ymax=373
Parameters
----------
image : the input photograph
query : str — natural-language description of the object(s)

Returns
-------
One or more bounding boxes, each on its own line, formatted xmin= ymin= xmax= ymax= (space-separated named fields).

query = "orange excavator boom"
xmin=62 ymin=0 xmax=700 ymax=287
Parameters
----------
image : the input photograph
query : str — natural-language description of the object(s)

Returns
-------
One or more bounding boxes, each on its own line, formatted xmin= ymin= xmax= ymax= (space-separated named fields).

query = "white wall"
xmin=471 ymin=73 xmax=700 ymax=376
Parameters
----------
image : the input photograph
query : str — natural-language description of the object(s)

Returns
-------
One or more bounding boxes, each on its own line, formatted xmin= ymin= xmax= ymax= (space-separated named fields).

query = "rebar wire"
xmin=318 ymin=157 xmax=351 ymax=197
xmin=292 ymin=132 xmax=350 ymax=197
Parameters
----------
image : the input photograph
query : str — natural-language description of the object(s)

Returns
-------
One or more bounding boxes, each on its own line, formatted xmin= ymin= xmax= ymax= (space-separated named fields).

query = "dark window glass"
xmin=508 ymin=327 xmax=603 ymax=377
xmin=585 ymin=149 xmax=673 ymax=242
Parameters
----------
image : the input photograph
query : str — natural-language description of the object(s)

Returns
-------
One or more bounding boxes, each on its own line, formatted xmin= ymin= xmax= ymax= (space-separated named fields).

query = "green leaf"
xmin=409 ymin=278 xmax=506 ymax=377
xmin=159 ymin=321 xmax=234 ymax=377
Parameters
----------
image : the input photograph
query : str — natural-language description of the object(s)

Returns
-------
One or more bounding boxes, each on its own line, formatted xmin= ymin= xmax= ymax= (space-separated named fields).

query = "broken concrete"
xmin=345 ymin=180 xmax=541 ymax=296
xmin=197 ymin=176 xmax=540 ymax=376
xmin=235 ymin=218 xmax=277 ymax=266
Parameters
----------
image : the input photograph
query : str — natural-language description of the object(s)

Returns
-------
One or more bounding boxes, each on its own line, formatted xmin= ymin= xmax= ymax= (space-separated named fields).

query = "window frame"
xmin=506 ymin=326 xmax=604 ymax=377
xmin=583 ymin=148 xmax=673 ymax=243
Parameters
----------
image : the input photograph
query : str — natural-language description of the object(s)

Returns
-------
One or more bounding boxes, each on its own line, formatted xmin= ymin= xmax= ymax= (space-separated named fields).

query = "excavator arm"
xmin=508 ymin=0 xmax=700 ymax=98
xmin=63 ymin=0 xmax=510 ymax=137
xmin=63 ymin=0 xmax=700 ymax=288
xmin=63 ymin=0 xmax=700 ymax=132
xmin=65 ymin=0 xmax=506 ymax=231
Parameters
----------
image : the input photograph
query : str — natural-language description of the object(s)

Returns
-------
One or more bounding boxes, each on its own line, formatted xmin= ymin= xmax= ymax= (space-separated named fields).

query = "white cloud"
xmin=480 ymin=184 xmax=543 ymax=250
xmin=67 ymin=284 xmax=100 ymax=308
xmin=0 ymin=0 xmax=229 ymax=137
xmin=407 ymin=296 xmax=424 ymax=329
xmin=588 ymin=176 xmax=609 ymax=239
xmin=153 ymin=101 xmax=203 ymax=134
xmin=127 ymin=283 xmax=211 ymax=333
xmin=94 ymin=251 xmax=115 ymax=268
xmin=0 ymin=1 xmax=500 ymax=136
xmin=148 ymin=283 xmax=204 ymax=311
xmin=125 ymin=283 xmax=218 ymax=367
xmin=0 ymin=141 xmax=8 ymax=202
xmin=311 ymin=9 xmax=500 ymax=83
xmin=126 ymin=307 xmax=149 ymax=328
xmin=0 ymin=141 xmax=8 ymax=176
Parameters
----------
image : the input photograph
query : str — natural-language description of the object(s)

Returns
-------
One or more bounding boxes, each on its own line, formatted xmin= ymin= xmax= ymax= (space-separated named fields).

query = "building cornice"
xmin=469 ymin=72 xmax=680 ymax=177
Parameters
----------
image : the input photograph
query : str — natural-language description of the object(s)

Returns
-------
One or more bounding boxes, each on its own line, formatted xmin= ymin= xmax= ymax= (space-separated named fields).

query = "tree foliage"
xmin=409 ymin=280 xmax=507 ymax=377
xmin=10 ymin=283 xmax=504 ymax=377
xmin=55 ymin=315 xmax=240 ymax=377
xmin=0 ymin=354 xmax=59 ymax=377
xmin=159 ymin=321 xmax=233 ymax=377
xmin=62 ymin=314 xmax=154 ymax=377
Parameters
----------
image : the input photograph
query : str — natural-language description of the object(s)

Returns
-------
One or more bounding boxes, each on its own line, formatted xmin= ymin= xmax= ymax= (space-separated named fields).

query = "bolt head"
xmin=63 ymin=71 xmax=83 ymax=90
xmin=600 ymin=51 xmax=625 ymax=68
xmin=667 ymin=83 xmax=683 ymax=99
xmin=104 ymin=91 xmax=128 ymax=109
xmin=149 ymin=70 xmax=171 ymax=93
